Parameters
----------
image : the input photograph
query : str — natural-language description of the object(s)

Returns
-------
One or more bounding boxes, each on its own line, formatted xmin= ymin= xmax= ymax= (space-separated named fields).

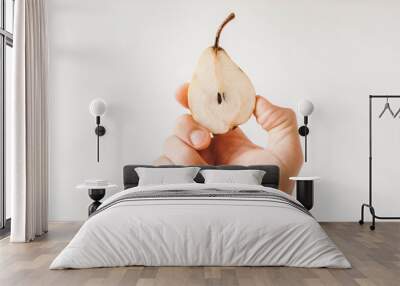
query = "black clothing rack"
xmin=359 ymin=95 xmax=400 ymax=230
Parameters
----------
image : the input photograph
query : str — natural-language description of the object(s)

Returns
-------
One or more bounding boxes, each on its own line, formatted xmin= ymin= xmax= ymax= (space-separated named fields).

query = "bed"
xmin=50 ymin=165 xmax=350 ymax=269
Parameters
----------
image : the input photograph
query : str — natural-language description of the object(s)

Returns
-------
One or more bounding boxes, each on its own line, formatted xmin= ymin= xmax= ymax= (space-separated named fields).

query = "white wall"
xmin=47 ymin=0 xmax=400 ymax=221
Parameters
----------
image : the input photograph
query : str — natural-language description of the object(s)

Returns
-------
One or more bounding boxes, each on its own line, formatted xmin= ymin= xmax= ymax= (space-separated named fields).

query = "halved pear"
xmin=188 ymin=13 xmax=256 ymax=134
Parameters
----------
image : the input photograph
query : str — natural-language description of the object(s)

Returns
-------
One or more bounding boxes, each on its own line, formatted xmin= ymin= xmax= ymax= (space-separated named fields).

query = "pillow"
xmin=200 ymin=169 xmax=266 ymax=185
xmin=135 ymin=167 xmax=201 ymax=186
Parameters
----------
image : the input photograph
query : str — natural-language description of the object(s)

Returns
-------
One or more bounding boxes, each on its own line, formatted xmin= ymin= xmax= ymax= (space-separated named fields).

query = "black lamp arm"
xmin=97 ymin=125 xmax=99 ymax=162
xmin=94 ymin=116 xmax=106 ymax=162
xmin=298 ymin=116 xmax=310 ymax=163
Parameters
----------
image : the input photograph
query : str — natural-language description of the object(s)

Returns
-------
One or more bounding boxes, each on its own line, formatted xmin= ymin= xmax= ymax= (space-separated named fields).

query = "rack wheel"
xmin=358 ymin=220 xmax=364 ymax=225
xmin=370 ymin=225 xmax=375 ymax=231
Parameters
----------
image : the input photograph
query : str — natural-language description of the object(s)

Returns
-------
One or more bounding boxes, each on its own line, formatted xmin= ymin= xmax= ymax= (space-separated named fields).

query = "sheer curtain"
xmin=9 ymin=0 xmax=48 ymax=242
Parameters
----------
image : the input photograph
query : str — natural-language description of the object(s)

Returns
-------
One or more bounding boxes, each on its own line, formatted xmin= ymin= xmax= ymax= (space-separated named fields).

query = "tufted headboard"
xmin=123 ymin=165 xmax=280 ymax=190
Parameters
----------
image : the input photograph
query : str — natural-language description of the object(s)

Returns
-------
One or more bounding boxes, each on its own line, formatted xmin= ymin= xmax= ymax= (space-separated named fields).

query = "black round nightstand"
xmin=289 ymin=177 xmax=320 ymax=210
xmin=88 ymin=189 xmax=106 ymax=215
xmin=76 ymin=183 xmax=117 ymax=216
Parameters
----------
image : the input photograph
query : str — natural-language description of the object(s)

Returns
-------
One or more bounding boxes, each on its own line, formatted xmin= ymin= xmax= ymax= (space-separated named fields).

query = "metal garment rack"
xmin=359 ymin=95 xmax=400 ymax=230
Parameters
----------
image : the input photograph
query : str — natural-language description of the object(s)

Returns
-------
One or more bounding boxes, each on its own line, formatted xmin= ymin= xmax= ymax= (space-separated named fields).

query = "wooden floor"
xmin=0 ymin=222 xmax=399 ymax=286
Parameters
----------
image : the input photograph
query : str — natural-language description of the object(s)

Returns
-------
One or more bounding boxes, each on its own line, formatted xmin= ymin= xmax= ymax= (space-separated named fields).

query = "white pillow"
xmin=135 ymin=167 xmax=200 ymax=186
xmin=200 ymin=169 xmax=266 ymax=185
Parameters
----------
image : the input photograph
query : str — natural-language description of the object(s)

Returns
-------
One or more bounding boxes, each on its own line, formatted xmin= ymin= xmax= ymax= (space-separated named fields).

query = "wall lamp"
xmin=298 ymin=99 xmax=314 ymax=162
xmin=89 ymin=98 xmax=107 ymax=162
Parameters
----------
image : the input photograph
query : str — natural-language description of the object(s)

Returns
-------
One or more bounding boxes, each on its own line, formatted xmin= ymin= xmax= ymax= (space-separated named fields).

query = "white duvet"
xmin=50 ymin=183 xmax=350 ymax=269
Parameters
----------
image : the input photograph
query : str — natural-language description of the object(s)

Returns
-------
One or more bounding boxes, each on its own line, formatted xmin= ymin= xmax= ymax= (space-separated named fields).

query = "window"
xmin=0 ymin=0 xmax=14 ymax=233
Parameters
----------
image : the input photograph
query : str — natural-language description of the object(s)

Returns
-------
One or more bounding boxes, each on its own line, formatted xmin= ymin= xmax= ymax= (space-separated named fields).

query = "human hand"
xmin=155 ymin=83 xmax=303 ymax=193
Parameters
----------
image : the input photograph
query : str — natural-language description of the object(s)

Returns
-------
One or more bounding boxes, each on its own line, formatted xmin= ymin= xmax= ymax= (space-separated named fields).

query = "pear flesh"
xmin=188 ymin=13 xmax=256 ymax=134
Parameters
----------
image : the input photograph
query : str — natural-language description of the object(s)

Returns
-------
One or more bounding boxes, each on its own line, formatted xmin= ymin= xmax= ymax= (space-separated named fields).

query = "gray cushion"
xmin=200 ymin=169 xmax=266 ymax=185
xmin=135 ymin=167 xmax=201 ymax=186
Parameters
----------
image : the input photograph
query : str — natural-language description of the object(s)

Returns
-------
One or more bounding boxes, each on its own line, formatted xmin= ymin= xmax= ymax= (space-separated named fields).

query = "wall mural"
xmin=154 ymin=13 xmax=303 ymax=193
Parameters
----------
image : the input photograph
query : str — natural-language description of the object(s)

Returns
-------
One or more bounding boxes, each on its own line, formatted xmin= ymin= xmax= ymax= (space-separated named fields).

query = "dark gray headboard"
xmin=123 ymin=165 xmax=280 ymax=189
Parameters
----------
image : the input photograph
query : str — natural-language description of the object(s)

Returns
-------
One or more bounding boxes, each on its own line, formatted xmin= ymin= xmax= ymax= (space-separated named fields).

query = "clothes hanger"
xmin=378 ymin=97 xmax=395 ymax=118
xmin=394 ymin=106 xmax=400 ymax=118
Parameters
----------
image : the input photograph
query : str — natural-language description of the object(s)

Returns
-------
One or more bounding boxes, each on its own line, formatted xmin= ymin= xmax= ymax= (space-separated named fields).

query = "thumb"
xmin=253 ymin=95 xmax=297 ymax=132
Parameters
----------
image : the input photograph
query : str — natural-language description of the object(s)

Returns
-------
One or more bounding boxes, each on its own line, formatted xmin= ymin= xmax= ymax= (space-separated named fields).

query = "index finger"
xmin=175 ymin=83 xmax=190 ymax=109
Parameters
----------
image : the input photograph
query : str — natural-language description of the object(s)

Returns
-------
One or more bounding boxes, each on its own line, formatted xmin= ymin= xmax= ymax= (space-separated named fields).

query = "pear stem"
xmin=213 ymin=12 xmax=235 ymax=49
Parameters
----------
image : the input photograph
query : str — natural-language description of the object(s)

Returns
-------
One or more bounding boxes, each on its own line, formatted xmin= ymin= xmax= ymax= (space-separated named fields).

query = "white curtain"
xmin=9 ymin=0 xmax=48 ymax=242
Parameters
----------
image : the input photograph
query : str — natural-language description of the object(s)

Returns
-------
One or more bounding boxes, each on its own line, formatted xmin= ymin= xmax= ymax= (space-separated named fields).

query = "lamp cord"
xmin=305 ymin=133 xmax=308 ymax=162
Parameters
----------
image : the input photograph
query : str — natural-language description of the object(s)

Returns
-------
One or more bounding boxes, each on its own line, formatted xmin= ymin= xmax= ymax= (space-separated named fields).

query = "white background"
xmin=47 ymin=0 xmax=400 ymax=221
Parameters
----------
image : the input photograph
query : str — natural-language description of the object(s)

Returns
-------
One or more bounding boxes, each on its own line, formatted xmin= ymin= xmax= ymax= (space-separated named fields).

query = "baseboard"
xmin=48 ymin=220 xmax=85 ymax=223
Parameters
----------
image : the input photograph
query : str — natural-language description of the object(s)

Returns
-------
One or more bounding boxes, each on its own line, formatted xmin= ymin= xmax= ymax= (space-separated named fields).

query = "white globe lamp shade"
xmin=298 ymin=100 xmax=314 ymax=116
xmin=89 ymin=99 xmax=107 ymax=117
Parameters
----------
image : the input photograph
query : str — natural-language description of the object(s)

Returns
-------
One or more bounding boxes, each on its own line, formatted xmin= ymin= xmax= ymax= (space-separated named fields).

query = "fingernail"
xmin=190 ymin=130 xmax=206 ymax=147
